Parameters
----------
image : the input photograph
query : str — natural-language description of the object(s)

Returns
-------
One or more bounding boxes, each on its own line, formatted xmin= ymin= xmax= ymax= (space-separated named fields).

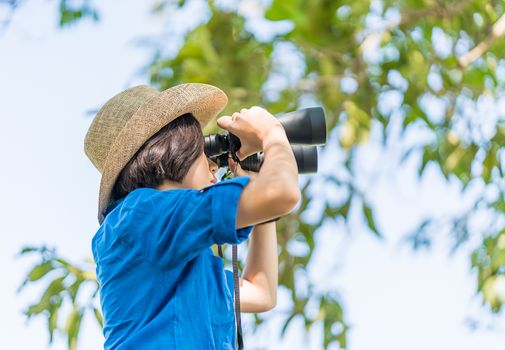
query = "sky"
xmin=0 ymin=0 xmax=504 ymax=349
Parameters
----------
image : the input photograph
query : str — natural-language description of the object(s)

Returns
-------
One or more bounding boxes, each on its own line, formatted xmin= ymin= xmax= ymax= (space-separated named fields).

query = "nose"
xmin=210 ymin=169 xmax=217 ymax=184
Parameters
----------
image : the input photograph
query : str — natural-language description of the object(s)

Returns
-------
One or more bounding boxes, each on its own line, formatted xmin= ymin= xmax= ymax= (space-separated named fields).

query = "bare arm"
xmin=217 ymin=106 xmax=298 ymax=313
xmin=225 ymin=159 xmax=279 ymax=313
xmin=235 ymin=127 xmax=299 ymax=228
xmin=217 ymin=107 xmax=301 ymax=229
xmin=239 ymin=221 xmax=277 ymax=313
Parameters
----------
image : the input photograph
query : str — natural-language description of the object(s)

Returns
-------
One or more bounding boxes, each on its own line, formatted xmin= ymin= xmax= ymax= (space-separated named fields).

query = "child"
xmin=83 ymin=83 xmax=300 ymax=349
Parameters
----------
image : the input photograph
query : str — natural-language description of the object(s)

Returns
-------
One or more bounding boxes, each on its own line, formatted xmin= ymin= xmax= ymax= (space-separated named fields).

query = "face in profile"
xmin=180 ymin=151 xmax=219 ymax=189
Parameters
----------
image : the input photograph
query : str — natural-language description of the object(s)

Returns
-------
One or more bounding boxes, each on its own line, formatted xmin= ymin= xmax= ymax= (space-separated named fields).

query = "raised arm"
xmin=216 ymin=106 xmax=301 ymax=228
xmin=224 ymin=158 xmax=279 ymax=312
xmin=239 ymin=221 xmax=278 ymax=312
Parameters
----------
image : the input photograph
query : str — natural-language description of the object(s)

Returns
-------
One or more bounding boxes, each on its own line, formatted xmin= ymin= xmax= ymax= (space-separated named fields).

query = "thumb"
xmin=216 ymin=116 xmax=234 ymax=131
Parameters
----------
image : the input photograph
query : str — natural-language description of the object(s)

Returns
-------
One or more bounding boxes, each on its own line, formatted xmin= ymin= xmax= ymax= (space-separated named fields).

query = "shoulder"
xmin=122 ymin=187 xmax=188 ymax=210
xmin=102 ymin=178 xmax=252 ymax=224
xmin=100 ymin=187 xmax=185 ymax=228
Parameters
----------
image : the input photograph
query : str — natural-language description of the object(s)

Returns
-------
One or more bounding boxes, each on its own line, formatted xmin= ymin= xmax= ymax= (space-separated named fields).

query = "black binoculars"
xmin=204 ymin=107 xmax=327 ymax=173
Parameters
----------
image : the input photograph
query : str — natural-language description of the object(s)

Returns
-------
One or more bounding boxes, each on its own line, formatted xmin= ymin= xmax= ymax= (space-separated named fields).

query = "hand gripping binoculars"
xmin=204 ymin=107 xmax=327 ymax=174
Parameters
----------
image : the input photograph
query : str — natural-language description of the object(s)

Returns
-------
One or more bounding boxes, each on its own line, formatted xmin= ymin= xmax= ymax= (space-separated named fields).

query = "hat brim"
xmin=97 ymin=83 xmax=228 ymax=224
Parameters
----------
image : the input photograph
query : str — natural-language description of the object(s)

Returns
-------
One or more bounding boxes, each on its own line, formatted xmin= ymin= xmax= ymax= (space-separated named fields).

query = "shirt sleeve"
xmin=137 ymin=176 xmax=254 ymax=269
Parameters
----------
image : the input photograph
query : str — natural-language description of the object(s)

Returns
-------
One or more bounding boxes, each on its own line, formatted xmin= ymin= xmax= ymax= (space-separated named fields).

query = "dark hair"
xmin=111 ymin=113 xmax=203 ymax=201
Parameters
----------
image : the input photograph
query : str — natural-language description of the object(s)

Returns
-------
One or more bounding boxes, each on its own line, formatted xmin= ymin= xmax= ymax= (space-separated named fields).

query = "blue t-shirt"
xmin=91 ymin=176 xmax=254 ymax=349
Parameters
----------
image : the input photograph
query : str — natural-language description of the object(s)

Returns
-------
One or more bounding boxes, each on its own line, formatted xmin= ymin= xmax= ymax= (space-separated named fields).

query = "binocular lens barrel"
xmin=276 ymin=107 xmax=326 ymax=146
xmin=204 ymin=134 xmax=229 ymax=157
xmin=241 ymin=146 xmax=318 ymax=174
xmin=210 ymin=146 xmax=318 ymax=174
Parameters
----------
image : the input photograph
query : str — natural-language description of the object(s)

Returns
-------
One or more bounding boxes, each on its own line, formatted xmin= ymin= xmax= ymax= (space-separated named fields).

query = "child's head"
xmin=111 ymin=113 xmax=218 ymax=201
xmin=84 ymin=83 xmax=228 ymax=224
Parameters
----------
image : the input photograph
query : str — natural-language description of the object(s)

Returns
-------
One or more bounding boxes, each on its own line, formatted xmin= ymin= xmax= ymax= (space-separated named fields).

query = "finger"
xmin=235 ymin=149 xmax=246 ymax=161
xmin=235 ymin=165 xmax=248 ymax=177
xmin=235 ymin=163 xmax=258 ymax=177
xmin=227 ymin=157 xmax=236 ymax=172
xmin=231 ymin=160 xmax=245 ymax=176
xmin=217 ymin=115 xmax=233 ymax=130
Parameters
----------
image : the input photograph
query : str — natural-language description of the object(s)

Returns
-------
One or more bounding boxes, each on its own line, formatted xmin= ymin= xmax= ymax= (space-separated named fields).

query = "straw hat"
xmin=84 ymin=83 xmax=228 ymax=225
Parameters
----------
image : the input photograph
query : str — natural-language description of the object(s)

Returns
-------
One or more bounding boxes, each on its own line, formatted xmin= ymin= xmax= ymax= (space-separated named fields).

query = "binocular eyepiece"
xmin=204 ymin=107 xmax=327 ymax=174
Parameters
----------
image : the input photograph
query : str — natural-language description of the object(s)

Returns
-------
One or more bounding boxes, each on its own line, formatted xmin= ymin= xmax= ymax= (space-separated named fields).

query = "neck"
xmin=155 ymin=180 xmax=185 ymax=191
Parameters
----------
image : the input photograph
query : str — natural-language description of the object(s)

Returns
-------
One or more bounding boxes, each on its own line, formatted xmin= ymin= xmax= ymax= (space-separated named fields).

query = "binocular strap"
xmin=217 ymin=244 xmax=244 ymax=350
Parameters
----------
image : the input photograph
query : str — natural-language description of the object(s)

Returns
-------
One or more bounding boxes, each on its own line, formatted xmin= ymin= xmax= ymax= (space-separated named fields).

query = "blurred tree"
xmin=0 ymin=0 xmax=99 ymax=31
xmin=13 ymin=0 xmax=505 ymax=348
xmin=17 ymin=246 xmax=100 ymax=350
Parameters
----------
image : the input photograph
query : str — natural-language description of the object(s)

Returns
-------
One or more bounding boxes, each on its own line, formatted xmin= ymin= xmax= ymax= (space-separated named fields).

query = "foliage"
xmin=57 ymin=0 xmax=100 ymax=27
xmin=0 ymin=0 xmax=98 ymax=33
xmin=472 ymin=226 xmax=505 ymax=311
xmin=14 ymin=0 xmax=505 ymax=349
xmin=17 ymin=246 xmax=101 ymax=350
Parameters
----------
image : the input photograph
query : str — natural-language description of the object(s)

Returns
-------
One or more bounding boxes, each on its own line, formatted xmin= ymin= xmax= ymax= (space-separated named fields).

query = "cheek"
xmin=201 ymin=164 xmax=209 ymax=178
xmin=185 ymin=155 xmax=210 ymax=187
xmin=199 ymin=159 xmax=212 ymax=180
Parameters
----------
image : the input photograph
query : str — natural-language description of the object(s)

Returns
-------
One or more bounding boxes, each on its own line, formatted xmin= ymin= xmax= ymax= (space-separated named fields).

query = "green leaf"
xmin=280 ymin=313 xmax=297 ymax=336
xmin=341 ymin=101 xmax=372 ymax=149
xmin=265 ymin=0 xmax=300 ymax=22
xmin=279 ymin=261 xmax=295 ymax=290
xmin=363 ymin=202 xmax=381 ymax=237
xmin=19 ymin=246 xmax=39 ymax=255
xmin=26 ymin=276 xmax=66 ymax=317
xmin=340 ymin=196 xmax=351 ymax=219
xmin=47 ymin=297 xmax=62 ymax=343
xmin=68 ymin=277 xmax=84 ymax=303
xmin=65 ymin=306 xmax=83 ymax=350
xmin=482 ymin=144 xmax=497 ymax=183
xmin=491 ymin=197 xmax=505 ymax=213
xmin=93 ymin=307 xmax=103 ymax=328
xmin=58 ymin=1 xmax=100 ymax=28
xmin=319 ymin=295 xmax=347 ymax=348
xmin=26 ymin=261 xmax=54 ymax=282
xmin=419 ymin=146 xmax=432 ymax=177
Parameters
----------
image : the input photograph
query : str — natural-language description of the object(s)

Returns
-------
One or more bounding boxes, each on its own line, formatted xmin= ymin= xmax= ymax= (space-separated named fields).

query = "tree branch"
xmin=359 ymin=0 xmax=473 ymax=53
xmin=458 ymin=13 xmax=505 ymax=68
